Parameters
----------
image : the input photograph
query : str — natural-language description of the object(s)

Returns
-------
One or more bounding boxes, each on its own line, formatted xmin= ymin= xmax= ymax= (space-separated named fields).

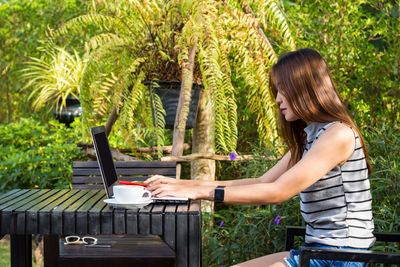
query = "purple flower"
xmin=218 ymin=220 xmax=225 ymax=229
xmin=229 ymin=152 xmax=237 ymax=161
xmin=274 ymin=216 xmax=282 ymax=225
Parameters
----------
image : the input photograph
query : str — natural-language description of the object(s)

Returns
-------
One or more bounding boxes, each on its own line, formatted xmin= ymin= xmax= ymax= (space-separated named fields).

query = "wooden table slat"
xmin=63 ymin=190 xmax=99 ymax=212
xmin=138 ymin=203 xmax=154 ymax=234
xmin=38 ymin=191 xmax=82 ymax=234
xmin=76 ymin=190 xmax=106 ymax=234
xmin=76 ymin=191 xmax=106 ymax=211
xmin=0 ymin=190 xmax=43 ymax=234
xmin=19 ymin=190 xmax=62 ymax=234
xmin=87 ymin=194 xmax=108 ymax=235
xmin=15 ymin=190 xmax=60 ymax=217
xmin=151 ymin=203 xmax=165 ymax=235
xmin=176 ymin=204 xmax=189 ymax=267
xmin=51 ymin=190 xmax=91 ymax=234
xmin=8 ymin=190 xmax=55 ymax=234
xmin=0 ymin=190 xmax=41 ymax=210
xmin=113 ymin=208 xmax=126 ymax=235
xmin=189 ymin=213 xmax=201 ymax=267
xmin=63 ymin=190 xmax=100 ymax=234
xmin=0 ymin=189 xmax=23 ymax=203
xmin=4 ymin=189 xmax=52 ymax=212
xmin=88 ymin=196 xmax=108 ymax=212
xmin=39 ymin=190 xmax=80 ymax=212
xmin=26 ymin=190 xmax=70 ymax=234
xmin=51 ymin=190 xmax=89 ymax=212
xmin=26 ymin=190 xmax=66 ymax=211
xmin=164 ymin=204 xmax=178 ymax=251
xmin=125 ymin=209 xmax=138 ymax=235
xmin=100 ymin=206 xmax=113 ymax=234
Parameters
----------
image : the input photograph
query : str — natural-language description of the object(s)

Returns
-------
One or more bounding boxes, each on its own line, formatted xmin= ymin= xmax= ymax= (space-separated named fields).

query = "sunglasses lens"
xmin=83 ymin=237 xmax=97 ymax=245
xmin=65 ymin=236 xmax=79 ymax=243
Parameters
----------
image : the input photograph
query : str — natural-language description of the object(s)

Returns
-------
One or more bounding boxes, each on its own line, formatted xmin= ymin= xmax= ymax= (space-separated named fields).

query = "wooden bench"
xmin=44 ymin=160 xmax=178 ymax=267
xmin=71 ymin=160 xmax=177 ymax=189
xmin=285 ymin=226 xmax=400 ymax=266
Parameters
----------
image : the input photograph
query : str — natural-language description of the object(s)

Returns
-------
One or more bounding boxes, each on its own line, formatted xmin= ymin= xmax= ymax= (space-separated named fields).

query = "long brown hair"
xmin=269 ymin=48 xmax=372 ymax=174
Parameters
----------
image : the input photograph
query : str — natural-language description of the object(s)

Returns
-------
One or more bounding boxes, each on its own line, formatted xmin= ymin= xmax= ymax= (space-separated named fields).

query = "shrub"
xmin=365 ymin=123 xmax=400 ymax=234
xmin=0 ymin=118 xmax=83 ymax=190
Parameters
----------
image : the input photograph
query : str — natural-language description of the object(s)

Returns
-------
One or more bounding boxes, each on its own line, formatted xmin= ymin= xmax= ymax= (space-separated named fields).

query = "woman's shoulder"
xmin=303 ymin=122 xmax=356 ymax=166
xmin=317 ymin=122 xmax=356 ymax=153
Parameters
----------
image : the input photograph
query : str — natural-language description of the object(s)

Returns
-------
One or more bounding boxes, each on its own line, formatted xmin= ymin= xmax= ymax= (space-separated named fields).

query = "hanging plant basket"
xmin=147 ymin=81 xmax=202 ymax=129
xmin=54 ymin=94 xmax=82 ymax=127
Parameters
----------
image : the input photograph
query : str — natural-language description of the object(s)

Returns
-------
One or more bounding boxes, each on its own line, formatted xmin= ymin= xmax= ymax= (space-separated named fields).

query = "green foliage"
xmin=203 ymin=206 xmax=285 ymax=266
xmin=284 ymin=0 xmax=399 ymax=128
xmin=0 ymin=118 xmax=83 ymax=190
xmin=365 ymin=123 xmax=400 ymax=234
xmin=47 ymin=0 xmax=295 ymax=153
xmin=0 ymin=0 xmax=89 ymax=123
xmin=202 ymin=199 xmax=304 ymax=266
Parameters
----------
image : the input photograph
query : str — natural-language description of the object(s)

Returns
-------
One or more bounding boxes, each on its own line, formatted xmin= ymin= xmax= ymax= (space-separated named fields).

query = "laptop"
xmin=90 ymin=125 xmax=188 ymax=203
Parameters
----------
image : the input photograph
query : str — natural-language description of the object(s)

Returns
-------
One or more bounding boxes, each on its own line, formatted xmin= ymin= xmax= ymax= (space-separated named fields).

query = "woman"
xmin=145 ymin=48 xmax=375 ymax=266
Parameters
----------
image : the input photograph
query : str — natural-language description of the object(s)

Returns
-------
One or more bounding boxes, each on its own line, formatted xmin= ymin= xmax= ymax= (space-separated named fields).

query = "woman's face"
xmin=276 ymin=91 xmax=300 ymax=122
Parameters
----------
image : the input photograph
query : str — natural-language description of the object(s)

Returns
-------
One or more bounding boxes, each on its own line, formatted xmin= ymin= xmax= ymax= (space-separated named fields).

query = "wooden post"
xmin=10 ymin=234 xmax=32 ymax=267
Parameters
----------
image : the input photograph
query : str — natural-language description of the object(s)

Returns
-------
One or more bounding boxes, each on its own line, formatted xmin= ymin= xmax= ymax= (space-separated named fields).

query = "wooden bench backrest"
xmin=72 ymin=161 xmax=176 ymax=190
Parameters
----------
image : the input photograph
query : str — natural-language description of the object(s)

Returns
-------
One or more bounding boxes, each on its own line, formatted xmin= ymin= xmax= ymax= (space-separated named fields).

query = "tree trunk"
xmin=191 ymin=89 xmax=215 ymax=213
xmin=6 ymin=85 xmax=12 ymax=123
xmin=171 ymin=44 xmax=197 ymax=179
xmin=105 ymin=106 xmax=118 ymax=135
xmin=1 ymin=65 xmax=12 ymax=123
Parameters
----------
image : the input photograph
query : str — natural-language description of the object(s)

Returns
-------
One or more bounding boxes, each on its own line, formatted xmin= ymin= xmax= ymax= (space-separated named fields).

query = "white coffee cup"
xmin=113 ymin=185 xmax=152 ymax=203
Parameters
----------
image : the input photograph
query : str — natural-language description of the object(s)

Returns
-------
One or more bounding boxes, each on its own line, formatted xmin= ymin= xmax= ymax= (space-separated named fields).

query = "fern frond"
xmin=148 ymin=82 xmax=166 ymax=158
xmin=219 ymin=6 xmax=280 ymax=144
xmin=263 ymin=0 xmax=296 ymax=51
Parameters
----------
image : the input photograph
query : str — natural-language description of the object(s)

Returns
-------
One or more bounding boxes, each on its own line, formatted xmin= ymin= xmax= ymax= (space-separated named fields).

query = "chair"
xmin=44 ymin=160 xmax=177 ymax=267
xmin=285 ymin=226 xmax=400 ymax=266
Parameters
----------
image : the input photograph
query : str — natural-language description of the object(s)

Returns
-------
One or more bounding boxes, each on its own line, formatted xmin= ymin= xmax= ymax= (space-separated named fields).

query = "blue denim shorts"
xmin=283 ymin=243 xmax=367 ymax=267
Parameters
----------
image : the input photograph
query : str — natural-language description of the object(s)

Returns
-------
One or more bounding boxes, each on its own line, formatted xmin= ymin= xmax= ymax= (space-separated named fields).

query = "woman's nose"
xmin=276 ymin=92 xmax=282 ymax=104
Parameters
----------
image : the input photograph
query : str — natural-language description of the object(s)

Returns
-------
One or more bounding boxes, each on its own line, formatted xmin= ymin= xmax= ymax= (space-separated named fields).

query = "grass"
xmin=0 ymin=235 xmax=43 ymax=267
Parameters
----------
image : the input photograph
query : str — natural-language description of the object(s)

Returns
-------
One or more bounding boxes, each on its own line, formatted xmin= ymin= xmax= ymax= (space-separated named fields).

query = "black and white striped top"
xmin=300 ymin=122 xmax=375 ymax=248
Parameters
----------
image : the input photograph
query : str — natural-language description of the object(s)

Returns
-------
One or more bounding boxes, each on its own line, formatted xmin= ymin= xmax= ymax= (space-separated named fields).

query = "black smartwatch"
xmin=214 ymin=186 xmax=225 ymax=203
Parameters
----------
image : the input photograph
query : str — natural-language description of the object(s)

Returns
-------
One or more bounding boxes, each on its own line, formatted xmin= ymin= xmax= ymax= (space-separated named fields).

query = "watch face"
xmin=214 ymin=187 xmax=225 ymax=202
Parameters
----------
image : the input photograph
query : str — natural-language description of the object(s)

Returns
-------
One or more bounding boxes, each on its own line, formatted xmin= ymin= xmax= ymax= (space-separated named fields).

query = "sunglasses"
xmin=64 ymin=236 xmax=98 ymax=245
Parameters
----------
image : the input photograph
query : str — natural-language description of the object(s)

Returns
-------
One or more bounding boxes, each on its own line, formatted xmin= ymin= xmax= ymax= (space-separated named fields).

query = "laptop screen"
xmin=90 ymin=126 xmax=117 ymax=198
xmin=91 ymin=125 xmax=188 ymax=203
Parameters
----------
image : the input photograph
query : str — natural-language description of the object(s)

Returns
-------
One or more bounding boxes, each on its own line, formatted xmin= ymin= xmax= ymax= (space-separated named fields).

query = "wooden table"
xmin=0 ymin=189 xmax=201 ymax=267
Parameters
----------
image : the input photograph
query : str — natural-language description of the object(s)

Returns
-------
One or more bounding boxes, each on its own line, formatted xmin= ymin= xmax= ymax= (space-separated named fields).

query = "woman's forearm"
xmin=182 ymin=177 xmax=261 ymax=187
xmin=195 ymin=182 xmax=286 ymax=205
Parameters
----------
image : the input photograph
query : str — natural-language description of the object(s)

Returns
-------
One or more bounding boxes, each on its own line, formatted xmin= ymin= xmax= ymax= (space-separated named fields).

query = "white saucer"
xmin=104 ymin=198 xmax=153 ymax=209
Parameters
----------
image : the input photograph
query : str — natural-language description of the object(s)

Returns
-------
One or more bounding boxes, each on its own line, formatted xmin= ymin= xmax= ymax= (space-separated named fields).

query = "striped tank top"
xmin=300 ymin=121 xmax=375 ymax=248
